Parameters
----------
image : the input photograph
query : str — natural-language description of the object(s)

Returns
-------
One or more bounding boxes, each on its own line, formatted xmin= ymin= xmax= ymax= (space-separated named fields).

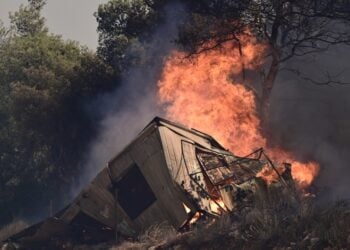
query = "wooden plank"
xmin=30 ymin=218 xmax=68 ymax=242
xmin=159 ymin=126 xmax=209 ymax=216
xmin=91 ymin=168 xmax=112 ymax=190
xmin=133 ymin=202 xmax=168 ymax=231
xmin=17 ymin=218 xmax=68 ymax=244
xmin=159 ymin=122 xmax=212 ymax=149
xmin=61 ymin=204 xmax=80 ymax=223
xmin=131 ymin=129 xmax=160 ymax=165
xmin=138 ymin=152 xmax=188 ymax=229
xmin=77 ymin=183 xmax=116 ymax=228
xmin=105 ymin=128 xmax=187 ymax=230
xmin=159 ymin=127 xmax=191 ymax=183
xmin=108 ymin=152 xmax=134 ymax=181
xmin=114 ymin=199 xmax=139 ymax=236
xmin=181 ymin=142 xmax=212 ymax=213
xmin=129 ymin=132 xmax=171 ymax=228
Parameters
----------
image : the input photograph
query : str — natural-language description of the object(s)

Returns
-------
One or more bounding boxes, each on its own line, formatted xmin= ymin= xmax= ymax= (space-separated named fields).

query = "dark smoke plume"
xmin=269 ymin=44 xmax=350 ymax=199
xmin=73 ymin=2 xmax=187 ymax=195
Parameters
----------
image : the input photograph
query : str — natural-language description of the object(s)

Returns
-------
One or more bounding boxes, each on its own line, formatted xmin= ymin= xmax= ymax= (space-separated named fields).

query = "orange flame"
xmin=182 ymin=203 xmax=202 ymax=224
xmin=209 ymin=199 xmax=228 ymax=215
xmin=291 ymin=161 xmax=320 ymax=188
xmin=157 ymin=35 xmax=319 ymax=188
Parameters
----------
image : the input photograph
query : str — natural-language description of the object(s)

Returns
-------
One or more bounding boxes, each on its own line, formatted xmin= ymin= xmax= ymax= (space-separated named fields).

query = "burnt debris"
xmin=1 ymin=117 xmax=293 ymax=249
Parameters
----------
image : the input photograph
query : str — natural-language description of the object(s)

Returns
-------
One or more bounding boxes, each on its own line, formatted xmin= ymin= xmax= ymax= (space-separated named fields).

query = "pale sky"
xmin=0 ymin=0 xmax=109 ymax=49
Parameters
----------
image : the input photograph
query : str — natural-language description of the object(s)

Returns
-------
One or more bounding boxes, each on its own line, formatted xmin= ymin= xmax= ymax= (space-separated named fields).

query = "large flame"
xmin=157 ymin=36 xmax=319 ymax=188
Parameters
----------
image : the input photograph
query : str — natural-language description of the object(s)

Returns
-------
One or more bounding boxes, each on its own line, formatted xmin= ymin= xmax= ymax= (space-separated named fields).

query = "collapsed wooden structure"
xmin=3 ymin=117 xmax=280 ymax=247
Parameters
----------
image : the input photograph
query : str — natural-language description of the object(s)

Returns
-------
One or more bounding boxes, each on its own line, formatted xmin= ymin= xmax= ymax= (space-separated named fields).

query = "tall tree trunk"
xmin=262 ymin=56 xmax=279 ymax=109
xmin=260 ymin=51 xmax=280 ymax=138
xmin=261 ymin=8 xmax=282 ymax=121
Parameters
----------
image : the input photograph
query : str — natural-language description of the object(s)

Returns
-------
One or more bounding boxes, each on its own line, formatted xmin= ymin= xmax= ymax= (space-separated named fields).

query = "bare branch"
xmin=281 ymin=68 xmax=350 ymax=86
xmin=177 ymin=0 xmax=350 ymax=104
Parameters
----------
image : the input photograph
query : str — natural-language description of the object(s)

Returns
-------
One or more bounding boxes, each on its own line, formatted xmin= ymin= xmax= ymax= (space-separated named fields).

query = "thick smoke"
xmin=269 ymin=44 xmax=350 ymax=200
xmin=75 ymin=2 xmax=350 ymax=201
xmin=75 ymin=2 xmax=187 ymax=193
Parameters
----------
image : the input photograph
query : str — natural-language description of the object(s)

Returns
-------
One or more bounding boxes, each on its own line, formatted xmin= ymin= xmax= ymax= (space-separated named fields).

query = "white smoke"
xmin=73 ymin=2 xmax=187 ymax=194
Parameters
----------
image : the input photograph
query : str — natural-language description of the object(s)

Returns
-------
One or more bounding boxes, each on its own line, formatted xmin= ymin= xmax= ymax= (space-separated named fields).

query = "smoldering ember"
xmin=0 ymin=118 xmax=323 ymax=249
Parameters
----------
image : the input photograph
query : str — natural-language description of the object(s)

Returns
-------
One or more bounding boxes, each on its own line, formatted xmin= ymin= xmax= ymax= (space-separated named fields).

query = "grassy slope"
xmin=113 ymin=184 xmax=350 ymax=250
xmin=2 ymin=182 xmax=350 ymax=249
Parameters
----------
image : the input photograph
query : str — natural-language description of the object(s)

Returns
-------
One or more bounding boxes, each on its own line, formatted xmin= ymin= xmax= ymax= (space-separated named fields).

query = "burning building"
xmin=2 ymin=117 xmax=290 ymax=248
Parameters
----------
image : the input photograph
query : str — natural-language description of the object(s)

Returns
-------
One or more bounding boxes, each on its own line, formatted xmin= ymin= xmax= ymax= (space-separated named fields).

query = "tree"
xmin=0 ymin=1 xmax=114 ymax=224
xmin=177 ymin=0 xmax=350 ymax=111
xmin=95 ymin=0 xmax=166 ymax=68
xmin=9 ymin=0 xmax=47 ymax=36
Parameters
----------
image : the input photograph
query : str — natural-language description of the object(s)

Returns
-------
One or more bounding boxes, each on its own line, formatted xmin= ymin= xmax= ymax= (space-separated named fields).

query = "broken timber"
xmin=2 ymin=117 xmax=291 ymax=247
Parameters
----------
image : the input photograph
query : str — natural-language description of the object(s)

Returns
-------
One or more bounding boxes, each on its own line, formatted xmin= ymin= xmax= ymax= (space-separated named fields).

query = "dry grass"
xmin=0 ymin=219 xmax=29 ymax=242
xmin=112 ymin=183 xmax=350 ymax=249
xmin=4 ymin=182 xmax=350 ymax=249
xmin=111 ymin=222 xmax=178 ymax=250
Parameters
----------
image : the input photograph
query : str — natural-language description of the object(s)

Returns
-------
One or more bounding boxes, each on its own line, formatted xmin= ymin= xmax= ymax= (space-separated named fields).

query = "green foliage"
xmin=95 ymin=0 xmax=166 ymax=68
xmin=0 ymin=21 xmax=9 ymax=45
xmin=9 ymin=0 xmax=48 ymax=36
xmin=0 ymin=0 xmax=171 ymax=225
xmin=0 ymin=1 xmax=115 ymax=224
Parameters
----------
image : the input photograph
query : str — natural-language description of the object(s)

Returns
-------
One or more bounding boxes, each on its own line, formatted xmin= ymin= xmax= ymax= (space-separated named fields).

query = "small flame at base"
xmin=182 ymin=203 xmax=202 ymax=225
xmin=209 ymin=199 xmax=227 ymax=215
xmin=291 ymin=161 xmax=320 ymax=188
